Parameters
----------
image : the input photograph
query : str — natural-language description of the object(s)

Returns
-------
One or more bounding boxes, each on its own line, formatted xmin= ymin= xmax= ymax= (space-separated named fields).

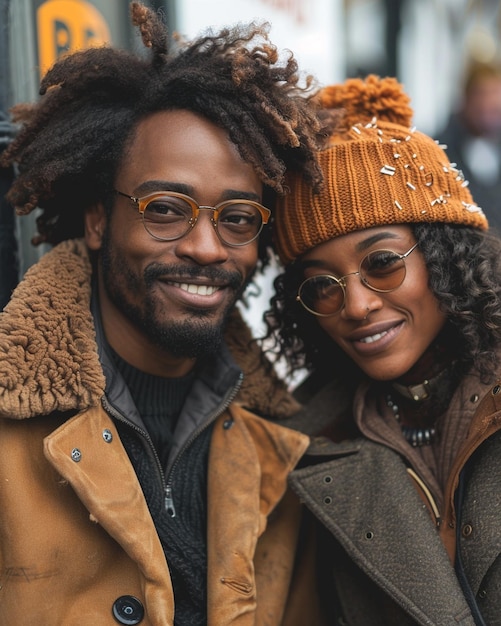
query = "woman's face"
xmin=298 ymin=225 xmax=447 ymax=381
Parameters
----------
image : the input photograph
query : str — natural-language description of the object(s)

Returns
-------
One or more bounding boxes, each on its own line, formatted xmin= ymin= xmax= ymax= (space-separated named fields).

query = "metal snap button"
xmin=462 ymin=523 xmax=473 ymax=538
xmin=112 ymin=595 xmax=144 ymax=625
xmin=71 ymin=448 xmax=82 ymax=462
xmin=102 ymin=428 xmax=113 ymax=443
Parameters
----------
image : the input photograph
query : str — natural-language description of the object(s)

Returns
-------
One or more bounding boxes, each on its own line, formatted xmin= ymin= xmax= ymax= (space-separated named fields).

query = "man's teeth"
xmin=178 ymin=283 xmax=219 ymax=296
xmin=360 ymin=331 xmax=388 ymax=344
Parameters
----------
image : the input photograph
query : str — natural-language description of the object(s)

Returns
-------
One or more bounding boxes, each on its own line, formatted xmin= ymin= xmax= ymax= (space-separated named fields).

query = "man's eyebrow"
xmin=134 ymin=180 xmax=193 ymax=196
xmin=220 ymin=189 xmax=261 ymax=202
xmin=133 ymin=181 xmax=261 ymax=202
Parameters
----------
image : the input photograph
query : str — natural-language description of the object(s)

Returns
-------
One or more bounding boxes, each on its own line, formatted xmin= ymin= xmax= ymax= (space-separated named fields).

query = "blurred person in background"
xmin=438 ymin=60 xmax=501 ymax=233
xmin=267 ymin=75 xmax=501 ymax=625
xmin=0 ymin=2 xmax=323 ymax=624
xmin=0 ymin=109 xmax=18 ymax=309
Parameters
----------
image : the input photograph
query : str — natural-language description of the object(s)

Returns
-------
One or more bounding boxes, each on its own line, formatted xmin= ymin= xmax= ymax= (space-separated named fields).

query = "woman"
xmin=266 ymin=76 xmax=501 ymax=625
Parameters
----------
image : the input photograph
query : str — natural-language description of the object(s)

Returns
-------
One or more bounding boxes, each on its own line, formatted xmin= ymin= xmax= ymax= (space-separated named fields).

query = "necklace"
xmin=391 ymin=366 xmax=451 ymax=402
xmin=386 ymin=394 xmax=436 ymax=447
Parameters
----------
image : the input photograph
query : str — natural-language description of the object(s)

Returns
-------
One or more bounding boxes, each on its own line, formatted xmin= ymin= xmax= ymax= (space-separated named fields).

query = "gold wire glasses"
xmin=297 ymin=243 xmax=419 ymax=316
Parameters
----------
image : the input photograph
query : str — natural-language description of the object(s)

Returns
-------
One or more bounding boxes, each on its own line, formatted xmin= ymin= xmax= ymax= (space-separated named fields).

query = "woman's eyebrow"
xmin=355 ymin=231 xmax=401 ymax=252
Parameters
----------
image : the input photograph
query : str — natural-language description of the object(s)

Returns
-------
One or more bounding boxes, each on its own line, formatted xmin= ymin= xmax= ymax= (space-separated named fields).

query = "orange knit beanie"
xmin=274 ymin=75 xmax=488 ymax=264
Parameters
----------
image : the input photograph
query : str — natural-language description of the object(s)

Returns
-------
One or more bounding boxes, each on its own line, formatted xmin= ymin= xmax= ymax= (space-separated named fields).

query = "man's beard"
xmin=99 ymin=230 xmax=249 ymax=359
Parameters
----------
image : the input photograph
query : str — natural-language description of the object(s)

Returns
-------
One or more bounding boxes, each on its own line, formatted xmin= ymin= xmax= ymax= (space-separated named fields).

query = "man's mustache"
xmin=144 ymin=263 xmax=243 ymax=291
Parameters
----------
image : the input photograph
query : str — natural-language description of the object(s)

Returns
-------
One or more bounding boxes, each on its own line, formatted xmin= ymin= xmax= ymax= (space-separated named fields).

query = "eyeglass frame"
xmin=296 ymin=242 xmax=419 ymax=317
xmin=114 ymin=189 xmax=271 ymax=247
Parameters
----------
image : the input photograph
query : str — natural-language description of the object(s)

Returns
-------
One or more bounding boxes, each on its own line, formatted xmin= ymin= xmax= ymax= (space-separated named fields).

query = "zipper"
xmin=163 ymin=371 xmax=243 ymax=518
xmin=102 ymin=371 xmax=243 ymax=519
xmin=102 ymin=394 xmax=166 ymax=488
xmin=164 ymin=485 xmax=175 ymax=517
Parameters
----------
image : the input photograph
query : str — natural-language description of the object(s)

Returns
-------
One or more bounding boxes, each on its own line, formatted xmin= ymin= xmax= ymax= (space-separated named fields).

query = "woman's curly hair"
xmin=1 ymin=2 xmax=323 ymax=268
xmin=264 ymin=223 xmax=501 ymax=385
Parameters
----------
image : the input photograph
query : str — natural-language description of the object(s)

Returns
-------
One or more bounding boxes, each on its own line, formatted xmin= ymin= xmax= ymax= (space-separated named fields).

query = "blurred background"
xmin=2 ymin=0 xmax=501 ymax=326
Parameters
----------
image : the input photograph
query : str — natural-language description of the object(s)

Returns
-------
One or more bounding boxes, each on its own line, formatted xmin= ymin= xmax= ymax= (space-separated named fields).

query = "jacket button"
xmin=462 ymin=523 xmax=473 ymax=538
xmin=102 ymin=428 xmax=113 ymax=443
xmin=112 ymin=596 xmax=144 ymax=624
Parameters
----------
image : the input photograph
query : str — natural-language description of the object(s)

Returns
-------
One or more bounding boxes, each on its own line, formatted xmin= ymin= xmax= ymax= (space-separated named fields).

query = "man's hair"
xmin=1 ymin=2 xmax=322 ymax=267
xmin=264 ymin=223 xmax=501 ymax=385
xmin=464 ymin=60 xmax=501 ymax=97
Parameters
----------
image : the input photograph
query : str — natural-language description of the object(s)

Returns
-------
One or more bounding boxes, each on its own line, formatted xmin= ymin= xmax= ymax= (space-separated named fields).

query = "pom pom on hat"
xmin=319 ymin=75 xmax=413 ymax=131
xmin=274 ymin=75 xmax=488 ymax=264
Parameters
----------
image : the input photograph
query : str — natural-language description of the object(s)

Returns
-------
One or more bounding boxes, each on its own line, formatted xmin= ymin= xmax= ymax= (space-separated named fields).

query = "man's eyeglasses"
xmin=114 ymin=189 xmax=271 ymax=247
xmin=297 ymin=243 xmax=419 ymax=317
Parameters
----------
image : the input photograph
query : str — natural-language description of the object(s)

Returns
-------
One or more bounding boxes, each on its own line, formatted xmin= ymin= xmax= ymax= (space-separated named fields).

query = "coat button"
xmin=462 ymin=523 xmax=473 ymax=538
xmin=112 ymin=596 xmax=144 ymax=624
xmin=102 ymin=428 xmax=113 ymax=443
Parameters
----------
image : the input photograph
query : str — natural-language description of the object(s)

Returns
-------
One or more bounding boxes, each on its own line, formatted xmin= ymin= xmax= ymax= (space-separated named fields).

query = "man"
xmin=0 ymin=3 xmax=322 ymax=624
xmin=438 ymin=60 xmax=501 ymax=233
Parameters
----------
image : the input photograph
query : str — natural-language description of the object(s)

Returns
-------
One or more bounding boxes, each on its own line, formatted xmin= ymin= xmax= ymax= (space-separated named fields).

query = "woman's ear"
xmin=84 ymin=203 xmax=106 ymax=250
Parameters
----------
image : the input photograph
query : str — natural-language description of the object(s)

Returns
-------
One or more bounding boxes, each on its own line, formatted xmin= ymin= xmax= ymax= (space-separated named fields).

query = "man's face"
xmin=465 ymin=76 xmax=501 ymax=137
xmin=85 ymin=110 xmax=263 ymax=376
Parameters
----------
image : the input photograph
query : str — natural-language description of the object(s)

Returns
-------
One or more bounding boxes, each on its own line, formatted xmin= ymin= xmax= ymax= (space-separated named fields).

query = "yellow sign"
xmin=37 ymin=0 xmax=111 ymax=78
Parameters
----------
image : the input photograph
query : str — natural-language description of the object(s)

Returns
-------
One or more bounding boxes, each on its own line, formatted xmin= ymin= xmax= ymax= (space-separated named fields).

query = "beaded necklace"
xmin=386 ymin=394 xmax=436 ymax=447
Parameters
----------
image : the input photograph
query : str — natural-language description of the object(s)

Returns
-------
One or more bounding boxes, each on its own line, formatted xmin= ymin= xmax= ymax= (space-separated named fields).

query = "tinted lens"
xmin=143 ymin=195 xmax=193 ymax=240
xmin=216 ymin=202 xmax=264 ymax=245
xmin=360 ymin=249 xmax=406 ymax=291
xmin=298 ymin=275 xmax=344 ymax=315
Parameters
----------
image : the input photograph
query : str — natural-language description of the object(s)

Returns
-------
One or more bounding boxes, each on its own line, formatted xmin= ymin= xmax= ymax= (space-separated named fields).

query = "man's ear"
xmin=84 ymin=203 xmax=106 ymax=250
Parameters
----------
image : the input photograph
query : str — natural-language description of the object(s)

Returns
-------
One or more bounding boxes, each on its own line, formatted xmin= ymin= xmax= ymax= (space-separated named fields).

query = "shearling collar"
xmin=0 ymin=239 xmax=299 ymax=421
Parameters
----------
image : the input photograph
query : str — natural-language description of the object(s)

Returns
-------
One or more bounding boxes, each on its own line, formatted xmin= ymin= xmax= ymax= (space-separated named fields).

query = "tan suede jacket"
xmin=0 ymin=239 xmax=309 ymax=626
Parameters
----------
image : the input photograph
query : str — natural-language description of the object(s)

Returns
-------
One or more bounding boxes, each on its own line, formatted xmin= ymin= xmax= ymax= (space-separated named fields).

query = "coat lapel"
xmin=290 ymin=439 xmax=475 ymax=626
xmin=44 ymin=406 xmax=174 ymax=624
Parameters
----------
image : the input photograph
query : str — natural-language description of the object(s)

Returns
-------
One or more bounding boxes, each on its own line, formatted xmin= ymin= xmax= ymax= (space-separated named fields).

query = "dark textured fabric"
xmin=285 ymin=362 xmax=501 ymax=625
xmin=115 ymin=419 xmax=212 ymax=626
xmin=290 ymin=438 xmax=477 ymax=625
xmin=110 ymin=350 xmax=209 ymax=626
xmin=158 ymin=426 xmax=212 ymax=626
xmin=110 ymin=348 xmax=196 ymax=469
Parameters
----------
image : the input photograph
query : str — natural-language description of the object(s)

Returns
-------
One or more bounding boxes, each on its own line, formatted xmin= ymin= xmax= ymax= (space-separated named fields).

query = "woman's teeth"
xmin=359 ymin=330 xmax=388 ymax=344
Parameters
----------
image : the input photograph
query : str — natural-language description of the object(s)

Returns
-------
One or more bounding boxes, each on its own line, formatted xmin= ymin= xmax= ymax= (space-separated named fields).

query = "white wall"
xmin=176 ymin=0 xmax=345 ymax=86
